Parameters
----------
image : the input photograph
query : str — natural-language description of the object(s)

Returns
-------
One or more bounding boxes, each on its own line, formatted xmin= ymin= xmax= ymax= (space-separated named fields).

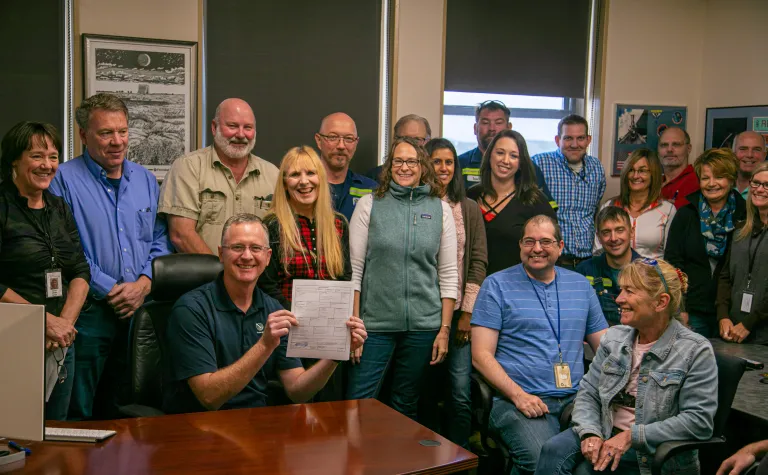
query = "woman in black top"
xmin=0 ymin=122 xmax=91 ymax=420
xmin=467 ymin=129 xmax=557 ymax=276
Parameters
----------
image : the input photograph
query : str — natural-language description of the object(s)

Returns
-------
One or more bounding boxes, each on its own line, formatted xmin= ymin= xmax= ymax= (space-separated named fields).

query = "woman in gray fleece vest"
xmin=346 ymin=137 xmax=459 ymax=421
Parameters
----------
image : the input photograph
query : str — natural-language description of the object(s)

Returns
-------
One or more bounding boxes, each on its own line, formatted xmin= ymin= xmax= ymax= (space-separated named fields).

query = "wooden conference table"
xmin=710 ymin=338 xmax=768 ymax=425
xmin=13 ymin=398 xmax=477 ymax=474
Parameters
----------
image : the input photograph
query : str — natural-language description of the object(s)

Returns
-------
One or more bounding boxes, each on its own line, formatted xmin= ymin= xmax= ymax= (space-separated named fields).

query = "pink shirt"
xmin=612 ymin=337 xmax=656 ymax=431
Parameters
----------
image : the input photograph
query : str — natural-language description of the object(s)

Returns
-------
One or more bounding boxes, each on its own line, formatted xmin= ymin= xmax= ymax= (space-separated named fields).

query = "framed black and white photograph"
xmin=83 ymin=34 xmax=197 ymax=180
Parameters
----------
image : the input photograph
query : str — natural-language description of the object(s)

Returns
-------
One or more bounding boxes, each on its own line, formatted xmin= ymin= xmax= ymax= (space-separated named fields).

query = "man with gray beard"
xmin=159 ymin=98 xmax=280 ymax=254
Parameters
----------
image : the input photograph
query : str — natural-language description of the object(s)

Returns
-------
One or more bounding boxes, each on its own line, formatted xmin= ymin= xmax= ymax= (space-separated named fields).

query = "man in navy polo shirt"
xmin=471 ymin=214 xmax=607 ymax=474
xmin=458 ymin=100 xmax=555 ymax=206
xmin=315 ymin=113 xmax=377 ymax=221
xmin=163 ymin=214 xmax=367 ymax=413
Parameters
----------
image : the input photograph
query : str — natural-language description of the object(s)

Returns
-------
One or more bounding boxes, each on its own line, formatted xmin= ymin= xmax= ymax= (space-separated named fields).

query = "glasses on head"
xmin=749 ymin=180 xmax=768 ymax=191
xmin=629 ymin=168 xmax=650 ymax=177
xmin=392 ymin=158 xmax=420 ymax=169
xmin=317 ymin=134 xmax=359 ymax=145
xmin=638 ymin=258 xmax=669 ymax=293
xmin=222 ymin=244 xmax=270 ymax=255
xmin=395 ymin=135 xmax=429 ymax=146
xmin=53 ymin=347 xmax=67 ymax=384
xmin=478 ymin=99 xmax=508 ymax=109
xmin=520 ymin=238 xmax=558 ymax=249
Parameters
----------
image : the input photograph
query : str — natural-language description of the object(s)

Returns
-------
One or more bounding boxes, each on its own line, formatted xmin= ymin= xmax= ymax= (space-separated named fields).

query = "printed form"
xmin=287 ymin=279 xmax=352 ymax=360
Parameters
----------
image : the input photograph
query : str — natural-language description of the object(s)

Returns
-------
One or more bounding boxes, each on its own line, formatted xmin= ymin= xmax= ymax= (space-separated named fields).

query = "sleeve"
xmin=716 ymin=246 xmax=733 ymax=321
xmin=744 ymin=291 xmax=768 ymax=330
xmin=165 ymin=300 xmax=219 ymax=382
xmin=438 ymin=200 xmax=459 ymax=300
xmin=274 ymin=334 xmax=303 ymax=371
xmin=572 ymin=332 xmax=610 ymax=439
xmin=585 ymin=284 xmax=608 ymax=334
xmin=257 ymin=220 xmax=292 ymax=309
xmin=631 ymin=342 xmax=718 ymax=453
xmin=339 ymin=216 xmax=352 ymax=282
xmin=533 ymin=163 xmax=555 ymax=206
xmin=664 ymin=206 xmax=688 ymax=270
xmin=462 ymin=200 xmax=487 ymax=313
xmin=140 ymin=178 xmax=173 ymax=279
xmin=157 ymin=157 xmax=201 ymax=220
xmin=470 ymin=278 xmax=503 ymax=331
xmin=349 ymin=194 xmax=372 ymax=292
xmin=61 ymin=201 xmax=91 ymax=284
xmin=662 ymin=203 xmax=677 ymax=253
xmin=598 ymin=164 xmax=607 ymax=204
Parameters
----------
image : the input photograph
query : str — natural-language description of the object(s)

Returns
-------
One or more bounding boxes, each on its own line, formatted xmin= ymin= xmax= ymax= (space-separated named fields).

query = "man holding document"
xmin=162 ymin=213 xmax=367 ymax=414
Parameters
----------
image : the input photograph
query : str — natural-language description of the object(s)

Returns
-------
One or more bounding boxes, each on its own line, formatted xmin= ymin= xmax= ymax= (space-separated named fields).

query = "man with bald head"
xmin=314 ymin=112 xmax=377 ymax=220
xmin=658 ymin=127 xmax=698 ymax=208
xmin=159 ymin=98 xmax=280 ymax=254
xmin=733 ymin=131 xmax=767 ymax=199
xmin=364 ymin=114 xmax=432 ymax=183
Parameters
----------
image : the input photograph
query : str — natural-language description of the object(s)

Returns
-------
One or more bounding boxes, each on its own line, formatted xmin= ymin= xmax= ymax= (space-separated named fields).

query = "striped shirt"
xmin=532 ymin=149 xmax=606 ymax=258
xmin=471 ymin=264 xmax=607 ymax=397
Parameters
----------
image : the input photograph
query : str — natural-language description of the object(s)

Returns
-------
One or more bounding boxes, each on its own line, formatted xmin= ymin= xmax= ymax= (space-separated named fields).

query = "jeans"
xmin=687 ymin=313 xmax=716 ymax=339
xmin=346 ymin=330 xmax=437 ymax=420
xmin=489 ymin=393 xmax=576 ymax=475
xmin=535 ymin=427 xmax=640 ymax=475
xmin=68 ymin=299 xmax=130 ymax=421
xmin=46 ymin=345 xmax=76 ymax=420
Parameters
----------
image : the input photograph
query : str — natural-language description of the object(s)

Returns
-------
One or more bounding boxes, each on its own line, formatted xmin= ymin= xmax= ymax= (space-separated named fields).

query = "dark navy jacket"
xmin=576 ymin=250 xmax=642 ymax=325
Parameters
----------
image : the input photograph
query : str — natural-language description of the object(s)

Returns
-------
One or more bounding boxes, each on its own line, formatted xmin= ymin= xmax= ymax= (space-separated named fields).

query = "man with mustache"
xmin=159 ymin=98 xmax=280 ymax=254
xmin=49 ymin=93 xmax=173 ymax=419
xmin=471 ymin=214 xmax=607 ymax=474
xmin=533 ymin=115 xmax=606 ymax=270
xmin=314 ymin=112 xmax=377 ymax=221
xmin=659 ymin=127 xmax=698 ymax=208
xmin=576 ymin=206 xmax=641 ymax=325
xmin=733 ymin=131 xmax=767 ymax=199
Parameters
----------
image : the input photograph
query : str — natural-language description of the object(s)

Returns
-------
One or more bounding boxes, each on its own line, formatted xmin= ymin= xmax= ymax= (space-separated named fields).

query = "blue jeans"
xmin=489 ymin=393 xmax=576 ymax=475
xmin=445 ymin=324 xmax=472 ymax=448
xmin=46 ymin=345 xmax=76 ymax=420
xmin=346 ymin=330 xmax=437 ymax=420
xmin=535 ymin=427 xmax=640 ymax=475
xmin=687 ymin=313 xmax=716 ymax=339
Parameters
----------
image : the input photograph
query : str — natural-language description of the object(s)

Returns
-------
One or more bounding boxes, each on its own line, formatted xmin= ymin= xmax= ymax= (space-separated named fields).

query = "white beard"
xmin=214 ymin=128 xmax=255 ymax=159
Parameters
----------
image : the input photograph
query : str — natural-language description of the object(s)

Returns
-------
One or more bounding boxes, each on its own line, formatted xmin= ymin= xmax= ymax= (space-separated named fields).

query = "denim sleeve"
xmin=631 ymin=342 xmax=717 ymax=453
xmin=572 ymin=332 xmax=609 ymax=439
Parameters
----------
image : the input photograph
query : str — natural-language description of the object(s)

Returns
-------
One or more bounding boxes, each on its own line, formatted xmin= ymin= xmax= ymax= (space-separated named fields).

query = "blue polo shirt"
xmin=162 ymin=274 xmax=302 ymax=413
xmin=331 ymin=169 xmax=377 ymax=221
xmin=471 ymin=264 xmax=607 ymax=397
xmin=457 ymin=146 xmax=557 ymax=208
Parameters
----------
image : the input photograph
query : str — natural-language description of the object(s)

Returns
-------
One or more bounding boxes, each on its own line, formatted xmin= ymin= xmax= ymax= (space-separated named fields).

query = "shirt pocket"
xmin=200 ymin=190 xmax=227 ymax=225
xmin=600 ymin=357 xmax=626 ymax=394
xmin=648 ymin=369 xmax=685 ymax=416
xmin=136 ymin=209 xmax=154 ymax=242
xmin=251 ymin=195 xmax=272 ymax=215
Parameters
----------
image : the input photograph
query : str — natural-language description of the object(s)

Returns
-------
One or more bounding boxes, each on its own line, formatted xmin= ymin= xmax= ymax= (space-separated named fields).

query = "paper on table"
xmin=45 ymin=348 xmax=66 ymax=402
xmin=287 ymin=279 xmax=352 ymax=360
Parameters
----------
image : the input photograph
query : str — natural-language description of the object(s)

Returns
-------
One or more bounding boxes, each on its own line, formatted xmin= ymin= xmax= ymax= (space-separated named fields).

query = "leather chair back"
xmin=712 ymin=352 xmax=746 ymax=437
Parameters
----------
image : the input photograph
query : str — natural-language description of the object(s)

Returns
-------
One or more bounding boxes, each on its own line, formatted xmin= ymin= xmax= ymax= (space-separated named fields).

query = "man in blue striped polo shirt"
xmin=472 ymin=214 xmax=607 ymax=475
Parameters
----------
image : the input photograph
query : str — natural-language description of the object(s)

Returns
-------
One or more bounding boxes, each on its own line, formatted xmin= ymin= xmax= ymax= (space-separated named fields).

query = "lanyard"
xmin=748 ymin=228 xmax=767 ymax=286
xmin=22 ymin=204 xmax=58 ymax=268
xmin=526 ymin=273 xmax=562 ymax=362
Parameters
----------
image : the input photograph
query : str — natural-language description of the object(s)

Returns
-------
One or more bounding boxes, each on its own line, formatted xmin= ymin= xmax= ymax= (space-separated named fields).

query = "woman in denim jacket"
xmin=536 ymin=258 xmax=718 ymax=475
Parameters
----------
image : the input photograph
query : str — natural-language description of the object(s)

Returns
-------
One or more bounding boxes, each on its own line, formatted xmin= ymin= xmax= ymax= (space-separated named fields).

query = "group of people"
xmin=1 ymin=92 xmax=767 ymax=474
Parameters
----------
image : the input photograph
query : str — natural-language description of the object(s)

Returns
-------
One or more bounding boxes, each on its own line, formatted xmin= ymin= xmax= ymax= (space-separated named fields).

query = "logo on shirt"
xmin=421 ymin=213 xmax=432 ymax=219
xmin=255 ymin=323 xmax=264 ymax=333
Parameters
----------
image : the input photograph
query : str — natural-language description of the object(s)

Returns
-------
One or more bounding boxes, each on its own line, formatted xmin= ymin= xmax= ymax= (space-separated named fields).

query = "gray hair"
xmin=75 ymin=93 xmax=129 ymax=131
xmin=221 ymin=213 xmax=270 ymax=246
xmin=522 ymin=214 xmax=563 ymax=242
xmin=393 ymin=114 xmax=432 ymax=139
xmin=733 ymin=131 xmax=767 ymax=151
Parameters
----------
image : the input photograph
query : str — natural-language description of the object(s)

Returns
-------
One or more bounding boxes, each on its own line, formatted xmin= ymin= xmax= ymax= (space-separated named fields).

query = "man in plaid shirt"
xmin=532 ymin=115 xmax=606 ymax=270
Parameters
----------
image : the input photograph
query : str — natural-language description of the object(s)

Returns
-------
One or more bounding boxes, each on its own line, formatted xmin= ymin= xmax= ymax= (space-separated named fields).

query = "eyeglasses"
xmin=520 ymin=238 xmax=558 ymax=249
xmin=395 ymin=135 xmax=429 ymax=146
xmin=317 ymin=134 xmax=359 ymax=145
xmin=638 ymin=258 xmax=669 ymax=293
xmin=222 ymin=244 xmax=270 ymax=255
xmin=749 ymin=180 xmax=768 ymax=191
xmin=53 ymin=347 xmax=67 ymax=384
xmin=392 ymin=158 xmax=420 ymax=169
xmin=628 ymin=168 xmax=650 ymax=177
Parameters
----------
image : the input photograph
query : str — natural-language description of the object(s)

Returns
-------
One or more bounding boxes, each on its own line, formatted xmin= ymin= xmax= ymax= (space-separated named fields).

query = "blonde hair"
xmin=693 ymin=148 xmax=738 ymax=184
xmin=268 ymin=146 xmax=344 ymax=278
xmin=618 ymin=258 xmax=688 ymax=320
xmin=737 ymin=162 xmax=768 ymax=241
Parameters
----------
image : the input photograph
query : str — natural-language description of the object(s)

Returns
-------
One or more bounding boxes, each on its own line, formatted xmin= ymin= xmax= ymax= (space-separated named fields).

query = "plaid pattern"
xmin=532 ymin=149 xmax=606 ymax=258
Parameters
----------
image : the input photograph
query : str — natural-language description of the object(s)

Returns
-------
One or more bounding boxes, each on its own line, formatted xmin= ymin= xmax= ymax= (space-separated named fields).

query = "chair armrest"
xmin=469 ymin=372 xmax=495 ymax=453
xmin=651 ymin=436 xmax=725 ymax=475
xmin=559 ymin=402 xmax=574 ymax=431
xmin=118 ymin=403 xmax=166 ymax=418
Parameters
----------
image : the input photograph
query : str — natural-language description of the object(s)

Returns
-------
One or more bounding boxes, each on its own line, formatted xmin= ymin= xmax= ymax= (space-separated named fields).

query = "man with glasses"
xmin=459 ymin=100 xmax=554 ymax=203
xmin=658 ymin=127 xmax=698 ymax=208
xmin=472 ymin=214 xmax=607 ymax=474
xmin=159 ymin=98 xmax=280 ymax=254
xmin=533 ymin=114 xmax=606 ymax=270
xmin=315 ymin=112 xmax=377 ymax=221
xmin=733 ymin=131 xmax=767 ymax=199
xmin=163 ymin=214 xmax=367 ymax=414
xmin=364 ymin=114 xmax=432 ymax=183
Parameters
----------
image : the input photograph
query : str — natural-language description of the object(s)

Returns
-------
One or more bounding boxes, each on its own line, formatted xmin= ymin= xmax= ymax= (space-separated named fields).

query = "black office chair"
xmin=119 ymin=254 xmax=223 ymax=417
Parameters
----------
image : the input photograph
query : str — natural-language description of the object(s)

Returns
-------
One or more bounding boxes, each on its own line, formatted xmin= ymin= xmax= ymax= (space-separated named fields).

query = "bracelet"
xmin=441 ymin=324 xmax=451 ymax=331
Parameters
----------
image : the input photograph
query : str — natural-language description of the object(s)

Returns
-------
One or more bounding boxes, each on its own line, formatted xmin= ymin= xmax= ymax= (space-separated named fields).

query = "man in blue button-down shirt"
xmin=49 ymin=93 xmax=172 ymax=420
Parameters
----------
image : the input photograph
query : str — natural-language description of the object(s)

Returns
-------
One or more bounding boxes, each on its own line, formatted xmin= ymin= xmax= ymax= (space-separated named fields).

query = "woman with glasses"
xmin=596 ymin=149 xmax=676 ymax=259
xmin=0 ymin=122 xmax=91 ymax=420
xmin=258 ymin=146 xmax=350 ymax=401
xmin=716 ymin=161 xmax=768 ymax=344
xmin=418 ymin=138 xmax=487 ymax=447
xmin=665 ymin=149 xmax=746 ymax=338
xmin=536 ymin=258 xmax=717 ymax=475
xmin=466 ymin=129 xmax=556 ymax=276
xmin=347 ymin=137 xmax=458 ymax=420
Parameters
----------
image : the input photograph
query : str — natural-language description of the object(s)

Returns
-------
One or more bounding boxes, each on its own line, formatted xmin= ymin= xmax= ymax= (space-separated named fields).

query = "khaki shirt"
xmin=158 ymin=146 xmax=279 ymax=253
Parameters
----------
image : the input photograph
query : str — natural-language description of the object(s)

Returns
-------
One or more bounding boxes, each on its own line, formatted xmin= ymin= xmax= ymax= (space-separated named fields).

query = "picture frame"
xmin=704 ymin=105 xmax=768 ymax=150
xmin=612 ymin=103 xmax=687 ymax=176
xmin=83 ymin=34 xmax=198 ymax=180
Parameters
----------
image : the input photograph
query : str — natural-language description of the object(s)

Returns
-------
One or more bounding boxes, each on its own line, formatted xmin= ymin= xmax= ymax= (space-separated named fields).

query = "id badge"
xmin=554 ymin=362 xmax=572 ymax=389
xmin=45 ymin=268 xmax=63 ymax=298
xmin=741 ymin=291 xmax=754 ymax=313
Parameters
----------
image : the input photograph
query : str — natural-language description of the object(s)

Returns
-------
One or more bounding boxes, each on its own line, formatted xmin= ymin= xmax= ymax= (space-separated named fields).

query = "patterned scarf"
xmin=699 ymin=192 xmax=736 ymax=258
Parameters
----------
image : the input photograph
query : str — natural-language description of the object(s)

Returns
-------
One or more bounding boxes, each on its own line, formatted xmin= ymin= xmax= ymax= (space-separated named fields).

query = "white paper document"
xmin=287 ymin=280 xmax=353 ymax=360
